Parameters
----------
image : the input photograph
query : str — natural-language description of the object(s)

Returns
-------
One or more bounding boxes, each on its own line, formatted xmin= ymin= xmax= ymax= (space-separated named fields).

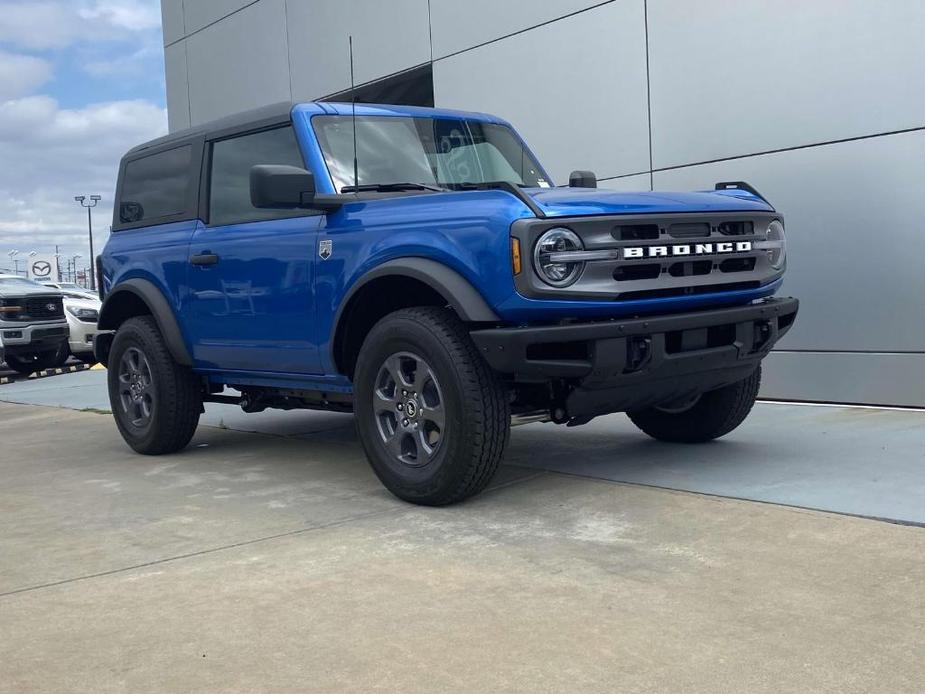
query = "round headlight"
xmin=766 ymin=219 xmax=786 ymax=269
xmin=533 ymin=228 xmax=584 ymax=287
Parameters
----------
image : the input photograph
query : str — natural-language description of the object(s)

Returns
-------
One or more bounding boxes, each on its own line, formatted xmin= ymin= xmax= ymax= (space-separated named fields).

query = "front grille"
xmin=6 ymin=296 xmax=65 ymax=321
xmin=668 ymin=222 xmax=710 ymax=238
xmin=513 ymin=211 xmax=783 ymax=302
xmin=32 ymin=327 xmax=67 ymax=339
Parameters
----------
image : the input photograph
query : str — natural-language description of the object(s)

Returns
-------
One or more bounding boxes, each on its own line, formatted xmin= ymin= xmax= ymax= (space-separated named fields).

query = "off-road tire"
xmin=108 ymin=316 xmax=202 ymax=455
xmin=628 ymin=366 xmax=762 ymax=443
xmin=51 ymin=342 xmax=70 ymax=367
xmin=354 ymin=307 xmax=510 ymax=506
xmin=5 ymin=349 xmax=60 ymax=374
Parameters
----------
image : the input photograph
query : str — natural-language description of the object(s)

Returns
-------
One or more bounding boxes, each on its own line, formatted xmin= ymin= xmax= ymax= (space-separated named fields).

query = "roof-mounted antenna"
xmin=349 ymin=35 xmax=359 ymax=194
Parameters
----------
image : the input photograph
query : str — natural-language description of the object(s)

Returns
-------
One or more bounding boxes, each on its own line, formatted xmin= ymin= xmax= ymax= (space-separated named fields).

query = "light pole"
xmin=75 ymin=195 xmax=101 ymax=290
xmin=71 ymin=254 xmax=82 ymax=285
xmin=7 ymin=249 xmax=19 ymax=275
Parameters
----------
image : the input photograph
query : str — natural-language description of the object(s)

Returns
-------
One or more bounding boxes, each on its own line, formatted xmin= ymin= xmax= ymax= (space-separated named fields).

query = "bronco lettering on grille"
xmin=623 ymin=241 xmax=753 ymax=259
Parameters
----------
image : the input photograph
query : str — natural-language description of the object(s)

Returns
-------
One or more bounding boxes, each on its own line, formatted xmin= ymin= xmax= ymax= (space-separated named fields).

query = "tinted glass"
xmin=209 ymin=126 xmax=308 ymax=226
xmin=119 ymin=145 xmax=191 ymax=224
xmin=313 ymin=115 xmax=548 ymax=192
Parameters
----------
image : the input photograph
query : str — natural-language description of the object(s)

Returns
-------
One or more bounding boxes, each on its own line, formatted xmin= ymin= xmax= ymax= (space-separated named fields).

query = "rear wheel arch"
xmin=98 ymin=279 xmax=192 ymax=367
xmin=332 ymin=258 xmax=500 ymax=379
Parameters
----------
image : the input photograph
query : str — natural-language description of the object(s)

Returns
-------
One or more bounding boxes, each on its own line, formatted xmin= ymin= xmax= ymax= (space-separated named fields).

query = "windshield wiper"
xmin=341 ymin=182 xmax=446 ymax=193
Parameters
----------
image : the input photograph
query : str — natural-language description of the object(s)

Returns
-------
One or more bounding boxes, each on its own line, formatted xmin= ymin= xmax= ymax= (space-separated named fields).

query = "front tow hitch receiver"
xmin=625 ymin=336 xmax=652 ymax=373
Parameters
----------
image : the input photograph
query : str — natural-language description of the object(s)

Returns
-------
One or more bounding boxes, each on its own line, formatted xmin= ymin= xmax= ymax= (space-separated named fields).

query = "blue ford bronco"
xmin=96 ymin=102 xmax=798 ymax=505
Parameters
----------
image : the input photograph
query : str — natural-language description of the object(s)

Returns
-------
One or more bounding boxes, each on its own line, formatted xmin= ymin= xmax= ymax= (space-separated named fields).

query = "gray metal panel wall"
xmin=434 ymin=1 xmax=650 ymax=184
xmin=160 ymin=0 xmax=925 ymax=406
xmin=287 ymin=0 xmax=431 ymax=101
xmin=185 ymin=0 xmax=292 ymax=124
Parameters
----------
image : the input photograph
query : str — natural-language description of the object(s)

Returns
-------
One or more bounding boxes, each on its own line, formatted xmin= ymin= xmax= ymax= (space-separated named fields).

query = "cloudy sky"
xmin=0 ymin=0 xmax=167 ymax=272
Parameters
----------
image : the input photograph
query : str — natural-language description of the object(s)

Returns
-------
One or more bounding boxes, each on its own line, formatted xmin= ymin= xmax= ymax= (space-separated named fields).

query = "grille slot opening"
xmin=668 ymin=222 xmax=710 ymax=238
xmin=719 ymin=257 xmax=757 ymax=273
xmin=525 ymin=341 xmax=589 ymax=362
xmin=613 ymin=223 xmax=659 ymax=241
xmin=665 ymin=324 xmax=737 ymax=354
xmin=668 ymin=260 xmax=712 ymax=277
xmin=778 ymin=312 xmax=796 ymax=331
xmin=614 ymin=264 xmax=661 ymax=281
xmin=718 ymin=221 xmax=754 ymax=236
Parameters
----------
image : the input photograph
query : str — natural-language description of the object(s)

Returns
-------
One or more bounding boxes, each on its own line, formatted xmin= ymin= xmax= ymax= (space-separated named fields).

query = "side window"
xmin=209 ymin=126 xmax=309 ymax=226
xmin=119 ymin=145 xmax=192 ymax=224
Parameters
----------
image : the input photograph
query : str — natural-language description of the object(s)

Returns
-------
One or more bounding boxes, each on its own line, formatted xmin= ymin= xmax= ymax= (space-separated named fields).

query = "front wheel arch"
xmin=97 ymin=279 xmax=192 ymax=367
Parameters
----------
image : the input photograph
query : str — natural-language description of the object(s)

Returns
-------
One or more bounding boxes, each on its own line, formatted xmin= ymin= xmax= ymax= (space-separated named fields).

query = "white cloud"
xmin=0 ymin=50 xmax=53 ymax=101
xmin=0 ymin=0 xmax=161 ymax=51
xmin=0 ymin=97 xmax=167 ymax=260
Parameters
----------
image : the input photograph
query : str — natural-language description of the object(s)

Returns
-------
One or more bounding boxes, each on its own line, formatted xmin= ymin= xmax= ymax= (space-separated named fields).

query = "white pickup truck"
xmin=0 ymin=275 xmax=70 ymax=374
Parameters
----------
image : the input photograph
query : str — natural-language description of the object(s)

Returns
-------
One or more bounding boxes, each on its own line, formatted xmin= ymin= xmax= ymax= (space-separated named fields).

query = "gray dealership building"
xmin=160 ymin=0 xmax=925 ymax=407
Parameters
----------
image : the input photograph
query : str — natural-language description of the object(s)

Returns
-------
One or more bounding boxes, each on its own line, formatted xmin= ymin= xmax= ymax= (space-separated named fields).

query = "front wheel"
xmin=107 ymin=316 xmax=202 ymax=455
xmin=354 ymin=307 xmax=510 ymax=506
xmin=628 ymin=366 xmax=762 ymax=443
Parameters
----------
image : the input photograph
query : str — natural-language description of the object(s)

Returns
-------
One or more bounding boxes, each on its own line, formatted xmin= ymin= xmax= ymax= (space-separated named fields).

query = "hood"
xmin=64 ymin=296 xmax=101 ymax=310
xmin=0 ymin=278 xmax=63 ymax=299
xmin=525 ymin=187 xmax=774 ymax=218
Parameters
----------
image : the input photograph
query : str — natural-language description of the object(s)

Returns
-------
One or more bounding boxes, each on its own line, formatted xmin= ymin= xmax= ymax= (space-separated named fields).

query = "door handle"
xmin=190 ymin=253 xmax=219 ymax=266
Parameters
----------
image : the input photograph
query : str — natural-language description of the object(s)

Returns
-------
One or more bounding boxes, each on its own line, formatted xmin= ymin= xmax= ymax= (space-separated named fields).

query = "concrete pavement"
xmin=3 ymin=369 xmax=925 ymax=523
xmin=1 ymin=400 xmax=923 ymax=693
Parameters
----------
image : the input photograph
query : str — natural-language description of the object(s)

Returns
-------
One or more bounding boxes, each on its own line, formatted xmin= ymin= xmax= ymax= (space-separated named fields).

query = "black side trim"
xmin=97 ymin=278 xmax=192 ymax=366
xmin=447 ymin=181 xmax=545 ymax=218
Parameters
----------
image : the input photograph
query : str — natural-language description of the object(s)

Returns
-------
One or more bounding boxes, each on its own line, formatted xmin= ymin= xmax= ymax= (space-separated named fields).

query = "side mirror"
xmin=568 ymin=170 xmax=597 ymax=188
xmin=250 ymin=165 xmax=317 ymax=208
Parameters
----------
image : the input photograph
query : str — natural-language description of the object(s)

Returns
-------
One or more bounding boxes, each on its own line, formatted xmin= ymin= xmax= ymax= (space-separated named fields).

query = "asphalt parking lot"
xmin=1 ymin=370 xmax=923 ymax=692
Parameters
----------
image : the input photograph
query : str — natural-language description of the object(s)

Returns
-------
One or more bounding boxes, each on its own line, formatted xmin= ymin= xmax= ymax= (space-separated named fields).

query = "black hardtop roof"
xmin=126 ymin=101 xmax=295 ymax=156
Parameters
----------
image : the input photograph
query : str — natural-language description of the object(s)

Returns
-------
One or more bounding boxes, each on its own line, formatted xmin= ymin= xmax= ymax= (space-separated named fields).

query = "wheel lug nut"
xmin=397 ymin=403 xmax=403 ymax=411
xmin=402 ymin=418 xmax=409 ymax=426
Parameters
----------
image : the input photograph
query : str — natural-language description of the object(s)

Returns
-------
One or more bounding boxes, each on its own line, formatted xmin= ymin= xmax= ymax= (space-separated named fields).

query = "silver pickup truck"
xmin=0 ymin=275 xmax=70 ymax=374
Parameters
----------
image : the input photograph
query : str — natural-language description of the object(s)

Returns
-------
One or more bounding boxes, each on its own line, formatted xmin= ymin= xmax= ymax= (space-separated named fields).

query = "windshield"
xmin=313 ymin=115 xmax=550 ymax=193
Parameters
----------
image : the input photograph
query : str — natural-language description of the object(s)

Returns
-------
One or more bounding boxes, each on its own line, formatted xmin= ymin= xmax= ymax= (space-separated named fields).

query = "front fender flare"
xmin=337 ymin=257 xmax=500 ymax=326
xmin=98 ymin=278 xmax=193 ymax=366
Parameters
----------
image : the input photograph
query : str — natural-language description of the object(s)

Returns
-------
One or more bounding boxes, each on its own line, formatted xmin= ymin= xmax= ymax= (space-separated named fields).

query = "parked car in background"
xmin=40 ymin=281 xmax=96 ymax=301
xmin=0 ymin=274 xmax=69 ymax=374
xmin=60 ymin=293 xmax=100 ymax=365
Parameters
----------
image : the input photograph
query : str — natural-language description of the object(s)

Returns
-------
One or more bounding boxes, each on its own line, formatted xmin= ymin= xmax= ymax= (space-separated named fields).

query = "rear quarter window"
xmin=118 ymin=145 xmax=192 ymax=226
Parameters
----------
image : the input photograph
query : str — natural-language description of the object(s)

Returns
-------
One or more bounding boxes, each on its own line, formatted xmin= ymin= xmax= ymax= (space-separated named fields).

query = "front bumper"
xmin=66 ymin=315 xmax=98 ymax=355
xmin=0 ymin=321 xmax=70 ymax=356
xmin=470 ymin=297 xmax=799 ymax=418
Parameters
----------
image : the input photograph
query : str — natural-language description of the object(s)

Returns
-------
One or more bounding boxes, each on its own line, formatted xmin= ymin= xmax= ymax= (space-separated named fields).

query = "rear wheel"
xmin=354 ymin=307 xmax=510 ymax=506
xmin=5 ymin=349 xmax=60 ymax=374
xmin=107 ymin=316 xmax=202 ymax=455
xmin=628 ymin=366 xmax=761 ymax=443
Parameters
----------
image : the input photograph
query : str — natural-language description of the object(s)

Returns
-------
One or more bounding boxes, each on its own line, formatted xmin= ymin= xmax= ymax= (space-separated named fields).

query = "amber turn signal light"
xmin=510 ymin=237 xmax=522 ymax=275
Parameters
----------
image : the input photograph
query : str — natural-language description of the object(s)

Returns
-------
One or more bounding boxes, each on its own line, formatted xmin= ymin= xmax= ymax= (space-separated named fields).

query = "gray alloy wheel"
xmin=373 ymin=351 xmax=445 ymax=467
xmin=117 ymin=346 xmax=155 ymax=429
